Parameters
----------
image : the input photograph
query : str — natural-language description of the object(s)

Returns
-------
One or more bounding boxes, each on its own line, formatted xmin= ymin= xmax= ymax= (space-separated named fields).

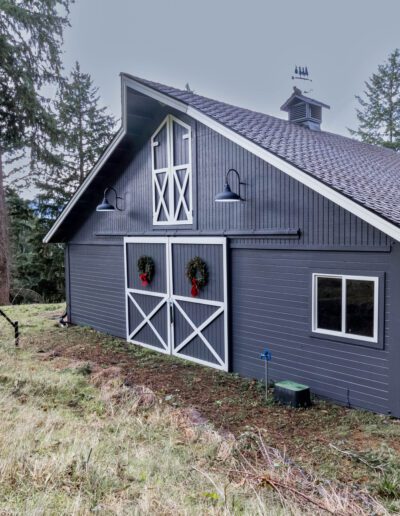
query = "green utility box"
xmin=274 ymin=380 xmax=311 ymax=408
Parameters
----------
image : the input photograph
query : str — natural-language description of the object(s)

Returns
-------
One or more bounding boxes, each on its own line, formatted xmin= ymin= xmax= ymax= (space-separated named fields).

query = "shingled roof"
xmin=125 ymin=74 xmax=400 ymax=228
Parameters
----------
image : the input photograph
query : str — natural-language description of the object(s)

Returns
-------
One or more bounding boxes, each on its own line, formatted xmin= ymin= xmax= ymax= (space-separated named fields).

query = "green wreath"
xmin=137 ymin=256 xmax=155 ymax=286
xmin=186 ymin=256 xmax=208 ymax=297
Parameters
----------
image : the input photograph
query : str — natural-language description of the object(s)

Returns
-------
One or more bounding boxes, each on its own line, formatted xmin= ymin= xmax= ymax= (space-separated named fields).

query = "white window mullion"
xmin=167 ymin=115 xmax=174 ymax=223
xmin=373 ymin=277 xmax=379 ymax=342
xmin=342 ymin=277 xmax=347 ymax=334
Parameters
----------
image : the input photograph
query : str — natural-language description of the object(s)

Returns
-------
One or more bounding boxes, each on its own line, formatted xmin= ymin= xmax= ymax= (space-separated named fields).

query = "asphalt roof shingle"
xmin=126 ymin=74 xmax=400 ymax=228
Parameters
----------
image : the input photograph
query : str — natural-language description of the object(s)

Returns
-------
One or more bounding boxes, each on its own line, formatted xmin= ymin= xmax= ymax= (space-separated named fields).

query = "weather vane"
xmin=292 ymin=66 xmax=312 ymax=82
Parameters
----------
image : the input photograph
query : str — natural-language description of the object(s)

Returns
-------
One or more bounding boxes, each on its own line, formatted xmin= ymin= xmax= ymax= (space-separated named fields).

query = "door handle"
xmin=169 ymin=301 xmax=174 ymax=325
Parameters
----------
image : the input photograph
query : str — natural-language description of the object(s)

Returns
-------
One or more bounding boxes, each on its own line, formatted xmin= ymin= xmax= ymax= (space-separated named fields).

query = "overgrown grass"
xmin=0 ymin=306 xmax=284 ymax=514
xmin=0 ymin=304 xmax=396 ymax=514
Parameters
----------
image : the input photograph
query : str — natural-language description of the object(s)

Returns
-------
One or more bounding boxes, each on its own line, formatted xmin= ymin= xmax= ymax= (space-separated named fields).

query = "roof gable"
xmin=44 ymin=73 xmax=400 ymax=243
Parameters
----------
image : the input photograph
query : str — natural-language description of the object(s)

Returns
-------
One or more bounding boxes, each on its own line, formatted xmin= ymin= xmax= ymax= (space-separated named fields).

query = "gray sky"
xmin=62 ymin=0 xmax=400 ymax=137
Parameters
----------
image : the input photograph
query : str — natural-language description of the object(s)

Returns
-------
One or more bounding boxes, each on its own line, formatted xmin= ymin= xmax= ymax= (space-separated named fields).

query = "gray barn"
xmin=45 ymin=74 xmax=400 ymax=417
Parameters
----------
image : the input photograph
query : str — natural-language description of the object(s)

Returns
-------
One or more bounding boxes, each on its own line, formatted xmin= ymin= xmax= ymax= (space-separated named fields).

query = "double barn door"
xmin=124 ymin=237 xmax=228 ymax=371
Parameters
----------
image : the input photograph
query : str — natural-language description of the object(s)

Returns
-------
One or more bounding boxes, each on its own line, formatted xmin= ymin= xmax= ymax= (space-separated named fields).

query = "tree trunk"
xmin=0 ymin=149 xmax=10 ymax=305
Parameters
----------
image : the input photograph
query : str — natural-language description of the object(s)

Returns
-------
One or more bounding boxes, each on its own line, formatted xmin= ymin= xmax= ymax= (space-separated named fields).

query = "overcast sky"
xmin=61 ymin=0 xmax=400 ymax=138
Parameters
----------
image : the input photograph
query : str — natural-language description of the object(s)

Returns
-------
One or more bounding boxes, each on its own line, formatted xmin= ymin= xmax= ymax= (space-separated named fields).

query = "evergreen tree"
xmin=37 ymin=62 xmax=116 ymax=206
xmin=6 ymin=188 xmax=64 ymax=303
xmin=0 ymin=0 xmax=72 ymax=304
xmin=350 ymin=49 xmax=400 ymax=151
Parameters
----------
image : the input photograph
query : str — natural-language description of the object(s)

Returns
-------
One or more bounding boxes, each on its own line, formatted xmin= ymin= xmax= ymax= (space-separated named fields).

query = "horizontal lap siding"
xmin=68 ymin=244 xmax=125 ymax=338
xmin=231 ymin=249 xmax=391 ymax=413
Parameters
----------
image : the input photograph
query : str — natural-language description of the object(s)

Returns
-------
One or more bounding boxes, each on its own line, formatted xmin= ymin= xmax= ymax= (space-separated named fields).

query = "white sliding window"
xmin=151 ymin=115 xmax=192 ymax=225
xmin=312 ymin=274 xmax=379 ymax=343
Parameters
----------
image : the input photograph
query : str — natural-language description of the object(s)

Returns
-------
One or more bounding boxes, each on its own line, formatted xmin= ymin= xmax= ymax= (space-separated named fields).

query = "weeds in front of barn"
xmin=0 ymin=304 xmax=398 ymax=513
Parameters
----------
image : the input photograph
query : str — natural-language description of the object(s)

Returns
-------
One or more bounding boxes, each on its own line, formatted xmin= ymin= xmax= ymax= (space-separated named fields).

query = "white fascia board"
xmin=43 ymin=76 xmax=130 ymax=244
xmin=43 ymin=127 xmax=126 ymax=243
xmin=188 ymin=108 xmax=400 ymax=243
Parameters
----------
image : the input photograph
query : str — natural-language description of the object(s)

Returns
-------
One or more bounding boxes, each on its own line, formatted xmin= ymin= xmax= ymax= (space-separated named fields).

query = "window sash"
xmin=151 ymin=115 xmax=192 ymax=225
xmin=312 ymin=273 xmax=379 ymax=343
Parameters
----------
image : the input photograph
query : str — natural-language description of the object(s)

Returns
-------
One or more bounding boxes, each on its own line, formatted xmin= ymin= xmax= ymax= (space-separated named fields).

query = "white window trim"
xmin=312 ymin=273 xmax=379 ymax=343
xmin=151 ymin=114 xmax=193 ymax=226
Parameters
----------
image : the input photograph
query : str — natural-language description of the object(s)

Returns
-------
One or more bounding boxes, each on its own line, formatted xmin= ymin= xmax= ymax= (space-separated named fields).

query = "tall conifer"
xmin=37 ymin=62 xmax=116 ymax=205
xmin=350 ymin=49 xmax=400 ymax=151
xmin=0 ymin=0 xmax=72 ymax=304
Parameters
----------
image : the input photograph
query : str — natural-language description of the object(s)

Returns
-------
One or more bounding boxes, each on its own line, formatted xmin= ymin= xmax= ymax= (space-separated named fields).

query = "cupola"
xmin=281 ymin=86 xmax=330 ymax=131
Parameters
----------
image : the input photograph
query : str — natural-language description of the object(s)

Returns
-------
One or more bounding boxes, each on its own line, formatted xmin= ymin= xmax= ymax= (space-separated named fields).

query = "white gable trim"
xmin=43 ymin=127 xmax=125 ymax=243
xmin=44 ymin=75 xmax=400 ymax=243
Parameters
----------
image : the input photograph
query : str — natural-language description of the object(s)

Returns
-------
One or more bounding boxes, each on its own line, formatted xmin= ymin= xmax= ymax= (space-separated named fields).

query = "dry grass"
xmin=0 ymin=305 xmax=282 ymax=514
xmin=0 ymin=304 xmax=394 ymax=514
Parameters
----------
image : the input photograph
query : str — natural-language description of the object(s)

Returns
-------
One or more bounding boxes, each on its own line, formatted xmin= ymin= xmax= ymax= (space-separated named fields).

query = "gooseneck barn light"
xmin=96 ymin=187 xmax=123 ymax=212
xmin=215 ymin=168 xmax=245 ymax=202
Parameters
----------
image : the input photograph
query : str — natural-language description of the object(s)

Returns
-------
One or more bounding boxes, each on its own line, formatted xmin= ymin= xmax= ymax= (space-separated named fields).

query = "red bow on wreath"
xmin=139 ymin=272 xmax=149 ymax=287
xmin=191 ymin=278 xmax=199 ymax=297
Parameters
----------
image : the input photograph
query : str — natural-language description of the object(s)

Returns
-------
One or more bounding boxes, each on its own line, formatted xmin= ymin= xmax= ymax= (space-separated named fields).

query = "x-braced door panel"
xmin=169 ymin=239 xmax=227 ymax=370
xmin=125 ymin=238 xmax=170 ymax=354
xmin=124 ymin=237 xmax=227 ymax=371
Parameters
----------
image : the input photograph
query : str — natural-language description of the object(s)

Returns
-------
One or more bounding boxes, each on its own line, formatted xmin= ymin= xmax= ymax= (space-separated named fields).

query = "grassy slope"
xmin=0 ymin=304 xmax=398 ymax=514
xmin=0 ymin=305 xmax=283 ymax=514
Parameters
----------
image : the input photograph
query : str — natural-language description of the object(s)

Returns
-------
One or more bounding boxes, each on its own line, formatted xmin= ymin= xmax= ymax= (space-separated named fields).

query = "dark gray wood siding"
xmin=60 ymin=105 xmax=400 ymax=416
xmin=231 ymin=248 xmax=392 ymax=414
xmin=67 ymin=118 xmax=390 ymax=250
xmin=68 ymin=244 xmax=125 ymax=338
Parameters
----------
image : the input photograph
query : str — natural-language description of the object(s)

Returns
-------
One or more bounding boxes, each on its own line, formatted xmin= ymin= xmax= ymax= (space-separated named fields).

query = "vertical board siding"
xmin=68 ymin=244 xmax=126 ymax=338
xmin=231 ymin=248 xmax=391 ymax=413
xmin=68 ymin=117 xmax=389 ymax=250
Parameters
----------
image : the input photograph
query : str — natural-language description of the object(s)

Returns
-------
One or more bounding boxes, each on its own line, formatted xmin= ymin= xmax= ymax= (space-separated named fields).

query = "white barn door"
xmin=124 ymin=237 xmax=228 ymax=370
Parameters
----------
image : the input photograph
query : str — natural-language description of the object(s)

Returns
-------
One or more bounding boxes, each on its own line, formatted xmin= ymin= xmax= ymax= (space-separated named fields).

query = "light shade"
xmin=96 ymin=186 xmax=124 ymax=212
xmin=215 ymin=183 xmax=241 ymax=202
xmin=96 ymin=196 xmax=115 ymax=211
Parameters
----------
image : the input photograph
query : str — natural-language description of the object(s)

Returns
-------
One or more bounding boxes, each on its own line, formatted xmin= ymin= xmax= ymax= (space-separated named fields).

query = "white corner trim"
xmin=45 ymin=75 xmax=400 ymax=243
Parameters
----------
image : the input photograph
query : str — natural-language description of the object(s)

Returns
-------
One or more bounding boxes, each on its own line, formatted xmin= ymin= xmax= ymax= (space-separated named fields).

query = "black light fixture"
xmin=215 ymin=168 xmax=245 ymax=202
xmin=96 ymin=187 xmax=123 ymax=212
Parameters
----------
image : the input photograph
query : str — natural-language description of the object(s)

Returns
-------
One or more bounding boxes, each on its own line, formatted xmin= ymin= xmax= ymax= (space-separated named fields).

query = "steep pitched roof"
xmin=125 ymin=74 xmax=400 ymax=227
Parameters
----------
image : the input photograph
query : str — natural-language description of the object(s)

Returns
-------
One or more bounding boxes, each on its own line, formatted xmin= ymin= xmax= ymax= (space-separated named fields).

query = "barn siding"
xmin=68 ymin=119 xmax=390 ymax=250
xmin=230 ymin=248 xmax=392 ymax=414
xmin=68 ymin=244 xmax=125 ymax=338
xmin=61 ymin=109 xmax=400 ymax=416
